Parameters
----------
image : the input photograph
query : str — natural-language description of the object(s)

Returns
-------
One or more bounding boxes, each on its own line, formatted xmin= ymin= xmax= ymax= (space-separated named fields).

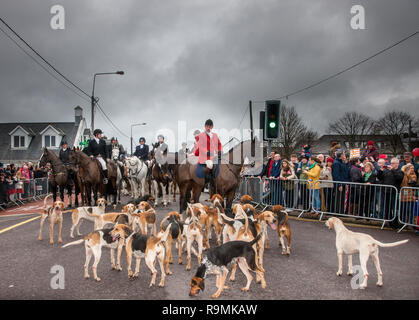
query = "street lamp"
xmin=131 ymin=123 xmax=147 ymax=155
xmin=91 ymin=71 xmax=124 ymax=136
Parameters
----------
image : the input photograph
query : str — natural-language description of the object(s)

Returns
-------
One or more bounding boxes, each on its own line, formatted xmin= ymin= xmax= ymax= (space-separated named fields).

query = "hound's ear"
xmin=198 ymin=279 xmax=205 ymax=292
xmin=60 ymin=202 xmax=65 ymax=210
xmin=122 ymin=205 xmax=127 ymax=212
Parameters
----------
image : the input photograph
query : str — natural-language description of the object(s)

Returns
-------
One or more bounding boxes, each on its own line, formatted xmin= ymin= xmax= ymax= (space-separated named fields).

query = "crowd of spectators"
xmin=0 ymin=161 xmax=48 ymax=208
xmin=244 ymin=141 xmax=419 ymax=231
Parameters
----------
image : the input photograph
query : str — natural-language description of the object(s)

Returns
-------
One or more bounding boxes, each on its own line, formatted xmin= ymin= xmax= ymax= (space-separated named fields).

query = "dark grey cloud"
xmin=1 ymin=0 xmax=418 ymax=151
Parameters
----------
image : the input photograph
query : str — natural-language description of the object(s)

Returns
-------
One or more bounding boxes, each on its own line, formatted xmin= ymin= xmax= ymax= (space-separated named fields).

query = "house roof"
xmin=0 ymin=122 xmax=79 ymax=163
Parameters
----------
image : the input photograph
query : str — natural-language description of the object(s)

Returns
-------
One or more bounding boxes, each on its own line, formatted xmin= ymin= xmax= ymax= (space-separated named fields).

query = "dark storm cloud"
xmin=1 ymin=0 xmax=418 ymax=151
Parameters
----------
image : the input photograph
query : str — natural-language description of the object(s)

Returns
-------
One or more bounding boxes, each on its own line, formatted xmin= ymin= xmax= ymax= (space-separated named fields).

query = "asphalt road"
xmin=0 ymin=195 xmax=418 ymax=300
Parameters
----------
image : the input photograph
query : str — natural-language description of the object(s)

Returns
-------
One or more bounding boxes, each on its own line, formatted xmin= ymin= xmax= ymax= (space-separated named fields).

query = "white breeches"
xmin=97 ymin=156 xmax=107 ymax=170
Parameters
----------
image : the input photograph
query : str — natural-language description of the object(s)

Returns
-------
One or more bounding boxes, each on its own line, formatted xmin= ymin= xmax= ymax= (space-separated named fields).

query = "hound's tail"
xmin=43 ymin=194 xmax=53 ymax=208
xmin=62 ymin=239 xmax=85 ymax=248
xmin=374 ymin=239 xmax=409 ymax=248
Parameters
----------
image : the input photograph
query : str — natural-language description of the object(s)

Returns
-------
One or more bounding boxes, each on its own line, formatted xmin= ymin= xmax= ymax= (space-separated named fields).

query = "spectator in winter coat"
xmin=332 ymin=152 xmax=350 ymax=214
xmin=268 ymin=154 xmax=283 ymax=205
xmin=304 ymin=156 xmax=321 ymax=213
xmin=376 ymin=157 xmax=404 ymax=228
xmin=261 ymin=151 xmax=276 ymax=178
xmin=360 ymin=162 xmax=378 ymax=218
xmin=348 ymin=158 xmax=362 ymax=216
xmin=399 ymin=151 xmax=419 ymax=173
xmin=399 ymin=164 xmax=418 ymax=229
xmin=280 ymin=159 xmax=297 ymax=208
xmin=0 ymin=174 xmax=8 ymax=204
xmin=362 ymin=140 xmax=379 ymax=161
xmin=320 ymin=157 xmax=334 ymax=212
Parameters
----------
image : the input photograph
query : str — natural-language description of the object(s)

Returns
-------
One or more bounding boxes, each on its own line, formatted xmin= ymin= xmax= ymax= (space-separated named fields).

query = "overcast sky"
xmin=1 ymin=0 xmax=418 ymax=152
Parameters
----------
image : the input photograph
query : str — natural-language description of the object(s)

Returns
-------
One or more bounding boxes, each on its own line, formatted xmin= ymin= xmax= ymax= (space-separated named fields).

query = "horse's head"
xmin=39 ymin=148 xmax=49 ymax=168
xmin=111 ymin=148 xmax=120 ymax=161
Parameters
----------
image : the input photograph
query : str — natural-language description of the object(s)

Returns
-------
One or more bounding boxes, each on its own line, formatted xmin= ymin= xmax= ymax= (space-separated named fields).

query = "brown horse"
xmin=68 ymin=149 xmax=117 ymax=206
xmin=176 ymin=139 xmax=256 ymax=214
xmin=39 ymin=148 xmax=80 ymax=208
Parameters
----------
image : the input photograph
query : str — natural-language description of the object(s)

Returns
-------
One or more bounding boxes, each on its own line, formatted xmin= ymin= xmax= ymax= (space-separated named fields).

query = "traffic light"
xmin=265 ymin=100 xmax=280 ymax=139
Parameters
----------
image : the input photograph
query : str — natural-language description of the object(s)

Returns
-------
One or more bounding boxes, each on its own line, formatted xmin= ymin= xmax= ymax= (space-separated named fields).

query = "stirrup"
xmin=103 ymin=178 xmax=108 ymax=184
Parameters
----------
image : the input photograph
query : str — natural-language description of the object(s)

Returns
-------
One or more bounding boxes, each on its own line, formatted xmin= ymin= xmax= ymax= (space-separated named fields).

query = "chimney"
xmin=74 ymin=106 xmax=83 ymax=127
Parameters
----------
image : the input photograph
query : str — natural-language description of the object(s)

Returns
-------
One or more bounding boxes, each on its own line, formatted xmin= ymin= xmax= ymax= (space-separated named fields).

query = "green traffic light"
xmin=269 ymin=122 xmax=276 ymax=128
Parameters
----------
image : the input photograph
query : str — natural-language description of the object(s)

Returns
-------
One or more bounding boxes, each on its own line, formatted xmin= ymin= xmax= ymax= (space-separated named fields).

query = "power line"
xmin=96 ymin=103 xmax=130 ymax=139
xmin=255 ymin=30 xmax=419 ymax=102
xmin=0 ymin=17 xmax=90 ymax=99
xmin=0 ymin=24 xmax=91 ymax=103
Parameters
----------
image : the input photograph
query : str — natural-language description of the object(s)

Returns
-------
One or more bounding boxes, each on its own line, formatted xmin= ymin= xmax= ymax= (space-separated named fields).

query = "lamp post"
xmin=131 ymin=123 xmax=147 ymax=155
xmin=91 ymin=71 xmax=124 ymax=137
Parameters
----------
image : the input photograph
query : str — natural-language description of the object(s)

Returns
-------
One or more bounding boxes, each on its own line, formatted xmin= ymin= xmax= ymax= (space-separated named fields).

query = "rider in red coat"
xmin=194 ymin=119 xmax=222 ymax=192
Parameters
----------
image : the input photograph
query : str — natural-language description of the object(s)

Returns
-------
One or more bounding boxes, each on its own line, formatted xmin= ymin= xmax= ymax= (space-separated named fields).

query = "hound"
xmin=160 ymin=211 xmax=184 ymax=274
xmin=62 ymin=226 xmax=127 ymax=280
xmin=189 ymin=233 xmax=266 ymax=299
xmin=186 ymin=203 xmax=209 ymax=248
xmin=229 ymin=207 xmax=275 ymax=282
xmin=122 ymin=203 xmax=137 ymax=225
xmin=131 ymin=208 xmax=157 ymax=235
xmin=325 ymin=217 xmax=409 ymax=289
xmin=38 ymin=194 xmax=65 ymax=244
xmin=182 ymin=210 xmax=204 ymax=271
xmin=64 ymin=198 xmax=107 ymax=238
xmin=110 ymin=223 xmax=171 ymax=287
xmin=272 ymin=204 xmax=291 ymax=255
xmin=87 ymin=211 xmax=130 ymax=230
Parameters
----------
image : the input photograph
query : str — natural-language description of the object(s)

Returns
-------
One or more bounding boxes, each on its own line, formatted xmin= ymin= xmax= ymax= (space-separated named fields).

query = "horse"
xmin=68 ymin=149 xmax=110 ymax=206
xmin=176 ymin=139 xmax=256 ymax=214
xmin=39 ymin=148 xmax=80 ymax=208
xmin=125 ymin=156 xmax=148 ymax=199
xmin=149 ymin=144 xmax=173 ymax=207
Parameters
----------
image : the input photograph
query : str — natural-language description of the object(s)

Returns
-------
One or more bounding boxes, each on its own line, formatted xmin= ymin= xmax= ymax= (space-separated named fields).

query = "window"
xmin=44 ymin=135 xmax=57 ymax=148
xmin=13 ymin=136 xmax=25 ymax=148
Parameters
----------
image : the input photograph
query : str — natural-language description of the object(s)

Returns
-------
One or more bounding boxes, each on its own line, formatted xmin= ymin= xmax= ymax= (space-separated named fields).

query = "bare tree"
xmin=327 ymin=112 xmax=375 ymax=148
xmin=271 ymin=105 xmax=318 ymax=158
xmin=375 ymin=110 xmax=414 ymax=155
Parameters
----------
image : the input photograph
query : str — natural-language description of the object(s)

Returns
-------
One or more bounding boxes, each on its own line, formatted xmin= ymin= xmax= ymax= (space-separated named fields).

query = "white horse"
xmin=111 ymin=146 xmax=124 ymax=204
xmin=125 ymin=156 xmax=148 ymax=199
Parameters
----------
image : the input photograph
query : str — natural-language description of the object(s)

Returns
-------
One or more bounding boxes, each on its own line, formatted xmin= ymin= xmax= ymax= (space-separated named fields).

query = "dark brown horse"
xmin=68 ymin=149 xmax=103 ymax=206
xmin=39 ymin=148 xmax=80 ymax=208
xmin=176 ymin=139 xmax=256 ymax=213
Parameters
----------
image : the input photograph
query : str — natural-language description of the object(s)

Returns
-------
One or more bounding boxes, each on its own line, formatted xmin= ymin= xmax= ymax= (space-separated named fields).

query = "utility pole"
xmin=249 ymin=100 xmax=254 ymax=141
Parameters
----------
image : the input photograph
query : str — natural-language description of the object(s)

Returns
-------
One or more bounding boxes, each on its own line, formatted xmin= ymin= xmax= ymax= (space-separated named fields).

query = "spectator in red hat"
xmin=362 ymin=140 xmax=379 ymax=161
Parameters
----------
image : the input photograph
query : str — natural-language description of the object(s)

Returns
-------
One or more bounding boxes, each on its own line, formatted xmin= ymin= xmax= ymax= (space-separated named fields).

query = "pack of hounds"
xmin=39 ymin=193 xmax=408 ymax=298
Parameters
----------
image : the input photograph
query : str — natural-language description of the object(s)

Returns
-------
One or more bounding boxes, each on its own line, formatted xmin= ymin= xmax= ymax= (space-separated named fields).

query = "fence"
xmin=311 ymin=180 xmax=399 ymax=229
xmin=0 ymin=177 xmax=50 ymax=210
xmin=398 ymin=186 xmax=419 ymax=233
xmin=238 ymin=177 xmax=418 ymax=232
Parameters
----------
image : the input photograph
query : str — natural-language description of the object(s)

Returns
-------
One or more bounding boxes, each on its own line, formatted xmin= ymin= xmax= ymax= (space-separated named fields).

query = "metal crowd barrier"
xmin=238 ymin=177 xmax=312 ymax=214
xmin=398 ymin=186 xmax=419 ymax=233
xmin=34 ymin=177 xmax=49 ymax=200
xmin=1 ymin=178 xmax=50 ymax=209
xmin=311 ymin=180 xmax=399 ymax=229
xmin=236 ymin=177 xmax=407 ymax=231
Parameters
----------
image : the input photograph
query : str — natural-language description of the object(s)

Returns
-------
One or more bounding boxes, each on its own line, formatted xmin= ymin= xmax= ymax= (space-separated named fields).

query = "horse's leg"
xmin=153 ymin=180 xmax=159 ymax=206
xmin=179 ymin=183 xmax=188 ymax=214
xmin=52 ymin=184 xmax=57 ymax=202
xmin=225 ymin=190 xmax=235 ymax=210
xmin=59 ymin=185 xmax=65 ymax=202
xmin=67 ymin=184 xmax=72 ymax=208
xmin=192 ymin=183 xmax=202 ymax=205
